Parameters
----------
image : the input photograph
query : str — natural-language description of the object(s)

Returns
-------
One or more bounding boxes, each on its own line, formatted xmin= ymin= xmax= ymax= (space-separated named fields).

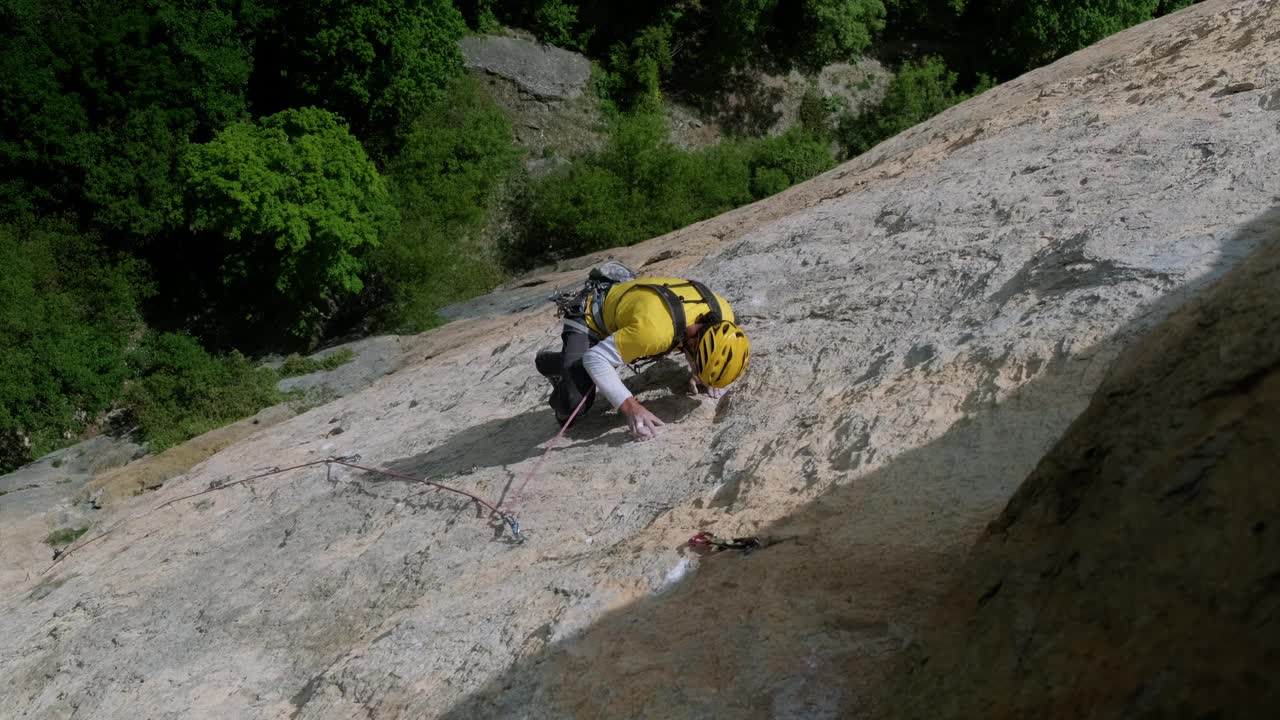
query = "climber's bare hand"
xmin=620 ymin=397 xmax=664 ymax=441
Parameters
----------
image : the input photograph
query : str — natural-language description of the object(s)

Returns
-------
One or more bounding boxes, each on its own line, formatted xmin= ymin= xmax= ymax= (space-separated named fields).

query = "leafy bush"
xmin=836 ymin=55 xmax=971 ymax=156
xmin=748 ymin=129 xmax=836 ymax=193
xmin=797 ymin=85 xmax=837 ymax=137
xmin=249 ymin=0 xmax=467 ymax=152
xmin=783 ymin=0 xmax=888 ymax=69
xmin=122 ymin=332 xmax=282 ymax=452
xmin=371 ymin=79 xmax=520 ymax=331
xmin=508 ymin=112 xmax=832 ymax=266
xmin=0 ymin=220 xmax=147 ymax=472
xmin=605 ymin=24 xmax=676 ymax=108
xmin=279 ymin=348 xmax=357 ymax=378
xmin=181 ymin=108 xmax=397 ymax=342
xmin=533 ymin=0 xmax=587 ymax=49
xmin=991 ymin=0 xmax=1158 ymax=70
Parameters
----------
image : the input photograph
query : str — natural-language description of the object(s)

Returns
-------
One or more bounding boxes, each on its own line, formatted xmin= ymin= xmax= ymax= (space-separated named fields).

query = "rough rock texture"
xmin=711 ymin=58 xmax=890 ymax=136
xmin=1 ymin=2 xmax=1277 ymax=718
xmin=86 ymin=405 xmax=299 ymax=503
xmin=869 ymin=227 xmax=1280 ymax=719
xmin=469 ymin=68 xmax=606 ymax=160
xmin=275 ymin=336 xmax=423 ymax=398
xmin=460 ymin=35 xmax=591 ymax=100
xmin=460 ymin=33 xmax=606 ymax=160
xmin=0 ymin=334 xmax=441 ymax=587
xmin=0 ymin=435 xmax=144 ymax=590
xmin=666 ymin=100 xmax=722 ymax=150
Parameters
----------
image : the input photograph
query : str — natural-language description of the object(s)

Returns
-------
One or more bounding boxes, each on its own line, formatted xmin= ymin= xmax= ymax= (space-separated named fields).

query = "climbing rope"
xmin=41 ymin=454 xmax=520 ymax=576
xmin=504 ymin=387 xmax=593 ymax=511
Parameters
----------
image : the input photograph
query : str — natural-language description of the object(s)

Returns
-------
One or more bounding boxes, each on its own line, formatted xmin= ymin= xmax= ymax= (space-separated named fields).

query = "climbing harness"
xmin=552 ymin=260 xmax=637 ymax=340
xmin=42 ymin=454 xmax=521 ymax=576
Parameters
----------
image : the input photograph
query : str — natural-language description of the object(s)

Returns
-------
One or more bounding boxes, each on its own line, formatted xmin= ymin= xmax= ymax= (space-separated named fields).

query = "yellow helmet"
xmin=695 ymin=321 xmax=750 ymax=388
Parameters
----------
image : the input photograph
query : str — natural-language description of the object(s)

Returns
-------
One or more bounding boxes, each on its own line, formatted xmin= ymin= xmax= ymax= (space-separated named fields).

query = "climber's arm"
xmin=584 ymin=336 xmax=664 ymax=440
xmin=582 ymin=336 xmax=631 ymax=409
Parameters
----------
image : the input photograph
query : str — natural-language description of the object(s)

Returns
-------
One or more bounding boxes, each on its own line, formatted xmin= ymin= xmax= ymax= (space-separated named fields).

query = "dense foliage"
xmin=181 ymin=108 xmax=395 ymax=342
xmin=372 ymin=79 xmax=519 ymax=330
xmin=986 ymin=0 xmax=1196 ymax=72
xmin=0 ymin=221 xmax=146 ymax=468
xmin=122 ymin=332 xmax=282 ymax=451
xmin=0 ymin=0 xmax=1198 ymax=471
xmin=0 ymin=0 xmax=253 ymax=240
xmin=249 ymin=0 xmax=468 ymax=154
xmin=509 ymin=112 xmax=832 ymax=265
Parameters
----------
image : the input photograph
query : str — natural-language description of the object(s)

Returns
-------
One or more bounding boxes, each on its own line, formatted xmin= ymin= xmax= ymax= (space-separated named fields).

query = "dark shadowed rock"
xmin=870 ymin=229 xmax=1280 ymax=720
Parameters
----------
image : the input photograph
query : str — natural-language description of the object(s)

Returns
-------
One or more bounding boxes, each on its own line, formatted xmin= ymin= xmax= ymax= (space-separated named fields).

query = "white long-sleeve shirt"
xmin=582 ymin=336 xmax=633 ymax=409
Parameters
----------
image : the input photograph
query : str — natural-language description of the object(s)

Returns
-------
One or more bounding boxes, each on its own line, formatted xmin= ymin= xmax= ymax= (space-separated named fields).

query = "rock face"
xmin=1 ymin=2 xmax=1277 ymax=718
xmin=869 ymin=228 xmax=1280 ymax=719
xmin=0 ymin=434 xmax=143 ymax=590
xmin=459 ymin=35 xmax=591 ymax=100
xmin=459 ymin=33 xmax=606 ymax=159
xmin=713 ymin=58 xmax=891 ymax=136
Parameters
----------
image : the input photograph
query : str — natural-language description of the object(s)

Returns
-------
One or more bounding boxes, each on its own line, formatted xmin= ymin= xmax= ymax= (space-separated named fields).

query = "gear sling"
xmin=546 ymin=279 xmax=723 ymax=424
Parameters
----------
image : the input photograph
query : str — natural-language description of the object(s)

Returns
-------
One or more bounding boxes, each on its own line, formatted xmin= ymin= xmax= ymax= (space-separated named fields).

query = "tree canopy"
xmin=181 ymin=108 xmax=396 ymax=341
xmin=0 ymin=0 xmax=253 ymax=240
xmin=249 ymin=0 xmax=467 ymax=154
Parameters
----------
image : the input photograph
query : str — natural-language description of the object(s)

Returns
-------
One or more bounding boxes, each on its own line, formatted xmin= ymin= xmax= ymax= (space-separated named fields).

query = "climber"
xmin=536 ymin=262 xmax=751 ymax=441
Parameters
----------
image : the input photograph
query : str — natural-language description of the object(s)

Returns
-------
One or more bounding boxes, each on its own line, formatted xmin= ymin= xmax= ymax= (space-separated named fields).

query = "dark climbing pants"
xmin=546 ymin=312 xmax=596 ymax=424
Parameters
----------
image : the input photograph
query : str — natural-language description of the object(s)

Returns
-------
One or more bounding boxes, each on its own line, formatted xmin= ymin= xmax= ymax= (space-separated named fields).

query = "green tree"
xmin=250 ymin=0 xmax=467 ymax=152
xmin=0 ymin=0 xmax=253 ymax=240
xmin=836 ymin=55 xmax=968 ymax=156
xmin=806 ymin=0 xmax=888 ymax=65
xmin=0 ymin=220 xmax=147 ymax=471
xmin=988 ymin=0 xmax=1159 ymax=72
xmin=534 ymin=0 xmax=586 ymax=49
xmin=707 ymin=0 xmax=778 ymax=61
xmin=181 ymin=108 xmax=396 ymax=342
xmin=372 ymin=79 xmax=520 ymax=330
xmin=606 ymin=23 xmax=677 ymax=108
xmin=773 ymin=0 xmax=887 ymax=69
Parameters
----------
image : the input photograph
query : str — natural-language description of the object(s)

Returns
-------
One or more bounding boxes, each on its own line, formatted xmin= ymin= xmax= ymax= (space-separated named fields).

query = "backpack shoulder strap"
xmin=684 ymin=279 xmax=722 ymax=324
xmin=627 ymin=279 xmax=723 ymax=354
xmin=646 ymin=284 xmax=689 ymax=353
xmin=651 ymin=280 xmax=723 ymax=323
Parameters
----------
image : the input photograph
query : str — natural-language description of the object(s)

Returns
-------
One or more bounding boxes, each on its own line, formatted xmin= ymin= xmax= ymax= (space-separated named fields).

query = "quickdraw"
xmin=687 ymin=531 xmax=762 ymax=555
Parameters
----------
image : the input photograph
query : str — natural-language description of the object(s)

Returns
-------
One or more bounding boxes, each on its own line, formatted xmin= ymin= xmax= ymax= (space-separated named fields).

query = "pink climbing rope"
xmin=44 ymin=389 xmax=597 ymax=575
xmin=43 ymin=455 xmax=521 ymax=575
xmin=505 ymin=388 xmax=593 ymax=510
